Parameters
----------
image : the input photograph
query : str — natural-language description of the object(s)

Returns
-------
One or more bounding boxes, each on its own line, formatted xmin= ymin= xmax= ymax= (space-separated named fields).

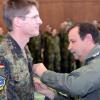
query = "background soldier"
xmin=28 ymin=35 xmax=42 ymax=63
xmin=0 ymin=27 xmax=4 ymax=42
xmin=42 ymin=25 xmax=52 ymax=69
xmin=46 ymin=28 xmax=61 ymax=72
xmin=59 ymin=21 xmax=75 ymax=73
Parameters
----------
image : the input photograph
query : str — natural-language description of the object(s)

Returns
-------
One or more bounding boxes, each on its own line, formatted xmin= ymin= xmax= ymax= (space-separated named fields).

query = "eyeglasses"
xmin=18 ymin=15 xmax=39 ymax=20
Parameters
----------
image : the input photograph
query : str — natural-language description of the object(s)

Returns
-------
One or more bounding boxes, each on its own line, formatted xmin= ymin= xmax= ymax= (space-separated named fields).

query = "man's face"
xmin=21 ymin=6 xmax=42 ymax=37
xmin=46 ymin=25 xmax=52 ymax=33
xmin=0 ymin=27 xmax=3 ymax=35
xmin=68 ymin=26 xmax=88 ymax=61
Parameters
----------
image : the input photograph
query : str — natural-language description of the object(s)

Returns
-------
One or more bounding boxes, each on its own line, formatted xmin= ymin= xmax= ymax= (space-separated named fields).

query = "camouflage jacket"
xmin=0 ymin=34 xmax=34 ymax=100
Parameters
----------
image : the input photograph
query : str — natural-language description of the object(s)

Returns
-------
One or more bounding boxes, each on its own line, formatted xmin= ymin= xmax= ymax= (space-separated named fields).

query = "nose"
xmin=38 ymin=17 xmax=43 ymax=25
xmin=68 ymin=43 xmax=71 ymax=51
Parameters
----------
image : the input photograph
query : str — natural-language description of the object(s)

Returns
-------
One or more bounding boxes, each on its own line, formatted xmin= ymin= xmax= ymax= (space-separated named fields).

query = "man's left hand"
xmin=33 ymin=63 xmax=47 ymax=77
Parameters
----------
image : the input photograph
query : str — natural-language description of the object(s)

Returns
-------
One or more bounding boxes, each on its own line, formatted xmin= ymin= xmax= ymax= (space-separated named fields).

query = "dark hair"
xmin=3 ymin=0 xmax=38 ymax=31
xmin=68 ymin=22 xmax=100 ymax=43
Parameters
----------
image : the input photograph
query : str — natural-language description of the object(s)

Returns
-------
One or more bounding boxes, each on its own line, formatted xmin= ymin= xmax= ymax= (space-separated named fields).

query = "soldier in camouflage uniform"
xmin=46 ymin=28 xmax=61 ymax=72
xmin=0 ymin=27 xmax=4 ymax=43
xmin=59 ymin=21 xmax=75 ymax=73
xmin=0 ymin=0 xmax=43 ymax=99
xmin=0 ymin=36 xmax=4 ymax=43
xmin=47 ymin=29 xmax=61 ymax=72
xmin=0 ymin=35 xmax=34 ymax=100
xmin=42 ymin=25 xmax=52 ymax=69
xmin=28 ymin=35 xmax=42 ymax=63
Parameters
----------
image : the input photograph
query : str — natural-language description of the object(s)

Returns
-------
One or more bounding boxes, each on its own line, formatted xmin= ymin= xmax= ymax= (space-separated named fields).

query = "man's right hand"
xmin=33 ymin=77 xmax=55 ymax=100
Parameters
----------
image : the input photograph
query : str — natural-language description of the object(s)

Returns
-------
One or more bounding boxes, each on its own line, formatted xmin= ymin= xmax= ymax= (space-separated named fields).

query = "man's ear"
xmin=13 ymin=17 xmax=23 ymax=27
xmin=86 ymin=33 xmax=93 ymax=42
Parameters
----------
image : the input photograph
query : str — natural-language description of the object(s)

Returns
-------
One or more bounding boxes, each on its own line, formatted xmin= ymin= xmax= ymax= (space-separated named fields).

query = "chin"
xmin=74 ymin=55 xmax=79 ymax=60
xmin=35 ymin=33 xmax=39 ymax=36
xmin=32 ymin=32 xmax=40 ymax=37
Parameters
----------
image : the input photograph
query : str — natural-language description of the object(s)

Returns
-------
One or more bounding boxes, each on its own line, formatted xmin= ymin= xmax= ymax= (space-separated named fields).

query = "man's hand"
xmin=33 ymin=77 xmax=55 ymax=99
xmin=33 ymin=63 xmax=47 ymax=77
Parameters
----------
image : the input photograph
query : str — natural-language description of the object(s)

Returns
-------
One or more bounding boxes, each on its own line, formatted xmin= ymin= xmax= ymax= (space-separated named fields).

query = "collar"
xmin=5 ymin=34 xmax=24 ymax=58
xmin=84 ymin=44 xmax=100 ymax=65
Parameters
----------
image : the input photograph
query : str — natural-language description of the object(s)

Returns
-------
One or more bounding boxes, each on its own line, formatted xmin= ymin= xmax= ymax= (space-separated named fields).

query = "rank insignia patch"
xmin=0 ymin=76 xmax=6 ymax=91
xmin=0 ymin=64 xmax=4 ymax=68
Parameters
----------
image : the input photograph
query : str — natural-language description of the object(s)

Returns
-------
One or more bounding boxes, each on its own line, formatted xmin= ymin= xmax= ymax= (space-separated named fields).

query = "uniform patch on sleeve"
xmin=0 ymin=76 xmax=6 ymax=91
xmin=0 ymin=64 xmax=4 ymax=68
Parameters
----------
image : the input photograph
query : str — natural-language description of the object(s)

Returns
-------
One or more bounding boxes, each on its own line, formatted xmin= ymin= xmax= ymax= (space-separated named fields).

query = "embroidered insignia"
xmin=0 ymin=64 xmax=4 ymax=68
xmin=0 ymin=64 xmax=6 ymax=91
xmin=0 ymin=76 xmax=6 ymax=91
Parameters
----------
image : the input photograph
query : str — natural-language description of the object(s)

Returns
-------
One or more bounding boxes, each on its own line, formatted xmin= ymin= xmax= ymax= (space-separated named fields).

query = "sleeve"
xmin=44 ymin=90 xmax=69 ymax=100
xmin=53 ymin=92 xmax=69 ymax=100
xmin=0 ymin=45 xmax=8 ymax=99
xmin=41 ymin=60 xmax=100 ymax=97
xmin=0 ymin=56 xmax=8 ymax=99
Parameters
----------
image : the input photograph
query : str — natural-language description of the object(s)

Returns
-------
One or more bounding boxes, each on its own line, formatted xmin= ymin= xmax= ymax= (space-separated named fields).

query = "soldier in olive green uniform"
xmin=28 ymin=35 xmax=42 ymax=63
xmin=0 ymin=27 xmax=4 ymax=43
xmin=42 ymin=27 xmax=61 ymax=72
xmin=0 ymin=36 xmax=4 ymax=43
xmin=42 ymin=25 xmax=52 ymax=69
xmin=59 ymin=21 xmax=75 ymax=73
xmin=46 ymin=28 xmax=61 ymax=72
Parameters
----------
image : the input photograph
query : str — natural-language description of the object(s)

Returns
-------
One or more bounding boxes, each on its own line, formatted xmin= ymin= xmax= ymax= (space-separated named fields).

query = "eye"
xmin=71 ymin=40 xmax=76 ymax=43
xmin=70 ymin=40 xmax=76 ymax=44
xmin=33 ymin=15 xmax=38 ymax=19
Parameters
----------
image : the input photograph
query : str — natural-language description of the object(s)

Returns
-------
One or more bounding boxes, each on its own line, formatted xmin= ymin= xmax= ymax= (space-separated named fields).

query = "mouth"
xmin=71 ymin=51 xmax=75 ymax=55
xmin=72 ymin=52 xmax=78 ymax=57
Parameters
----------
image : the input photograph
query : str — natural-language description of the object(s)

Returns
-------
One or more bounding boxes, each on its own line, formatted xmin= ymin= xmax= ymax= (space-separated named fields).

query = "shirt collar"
xmin=6 ymin=34 xmax=23 ymax=58
xmin=84 ymin=44 xmax=100 ymax=64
